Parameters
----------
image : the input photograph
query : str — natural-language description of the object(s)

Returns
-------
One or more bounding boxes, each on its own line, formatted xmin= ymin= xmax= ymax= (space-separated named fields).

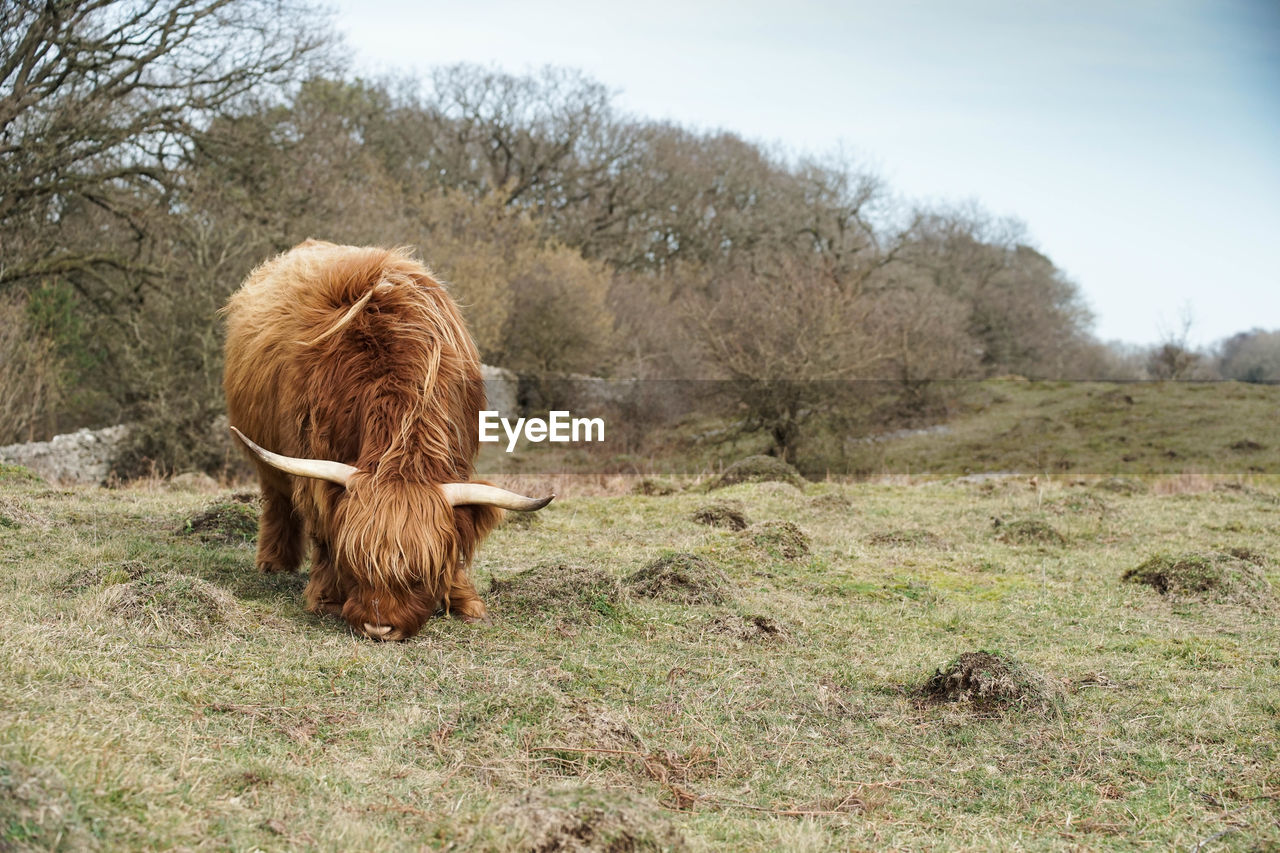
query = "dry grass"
xmin=2 ymin=463 xmax=1279 ymax=850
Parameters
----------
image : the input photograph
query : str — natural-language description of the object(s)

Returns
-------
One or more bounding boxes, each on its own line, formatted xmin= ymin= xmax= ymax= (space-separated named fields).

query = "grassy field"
xmin=855 ymin=381 xmax=1280 ymax=478
xmin=2 ymin=381 xmax=1279 ymax=850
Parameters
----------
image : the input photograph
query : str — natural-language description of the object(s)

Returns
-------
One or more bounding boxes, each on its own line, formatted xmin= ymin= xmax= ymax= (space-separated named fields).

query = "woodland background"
xmin=3 ymin=0 xmax=1277 ymax=478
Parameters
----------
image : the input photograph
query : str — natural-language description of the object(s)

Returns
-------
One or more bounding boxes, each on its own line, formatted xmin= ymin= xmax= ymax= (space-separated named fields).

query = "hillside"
xmin=851 ymin=380 xmax=1279 ymax=477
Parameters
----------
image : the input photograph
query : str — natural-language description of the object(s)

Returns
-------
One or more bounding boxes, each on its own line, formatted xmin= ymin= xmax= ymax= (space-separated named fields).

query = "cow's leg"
xmin=255 ymin=473 xmax=304 ymax=573
xmin=446 ymin=566 xmax=488 ymax=623
xmin=304 ymin=539 xmax=344 ymax=615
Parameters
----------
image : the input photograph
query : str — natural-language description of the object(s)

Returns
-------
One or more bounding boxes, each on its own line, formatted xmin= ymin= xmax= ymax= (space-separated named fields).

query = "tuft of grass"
xmin=0 ymin=463 xmax=42 ymax=484
xmin=1122 ymin=551 xmax=1274 ymax=606
xmin=711 ymin=455 xmax=806 ymax=490
xmin=866 ymin=527 xmax=947 ymax=548
xmin=626 ymin=553 xmax=730 ymax=605
xmin=0 ymin=497 xmax=48 ymax=530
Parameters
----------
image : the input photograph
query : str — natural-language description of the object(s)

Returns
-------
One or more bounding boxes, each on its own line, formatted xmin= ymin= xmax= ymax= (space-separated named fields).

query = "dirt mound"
xmin=59 ymin=558 xmax=153 ymax=596
xmin=488 ymin=787 xmax=687 ymax=852
xmin=920 ymin=651 xmax=1057 ymax=712
xmin=867 ymin=528 xmax=946 ymax=548
xmin=691 ymin=501 xmax=748 ymax=531
xmin=1122 ymin=551 xmax=1274 ymax=606
xmin=99 ymin=571 xmax=249 ymax=636
xmin=993 ymin=518 xmax=1066 ymax=546
xmin=1229 ymin=438 xmax=1265 ymax=452
xmin=809 ymin=491 xmax=854 ymax=511
xmin=745 ymin=521 xmax=810 ymax=560
xmin=632 ymin=477 xmax=678 ymax=496
xmin=178 ymin=499 xmax=258 ymax=545
xmin=711 ymin=455 xmax=806 ymax=490
xmin=1095 ymin=476 xmax=1147 ymax=495
xmin=705 ymin=613 xmax=787 ymax=643
xmin=626 ymin=553 xmax=729 ymax=605
xmin=489 ymin=564 xmax=622 ymax=620
xmin=167 ymin=471 xmax=219 ymax=492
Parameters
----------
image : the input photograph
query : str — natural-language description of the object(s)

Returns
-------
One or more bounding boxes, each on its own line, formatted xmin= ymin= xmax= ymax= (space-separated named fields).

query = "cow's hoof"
xmin=362 ymin=623 xmax=393 ymax=640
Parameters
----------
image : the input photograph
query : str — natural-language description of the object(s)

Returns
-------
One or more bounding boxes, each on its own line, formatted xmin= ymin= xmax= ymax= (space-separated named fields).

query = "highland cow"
xmin=223 ymin=240 xmax=551 ymax=640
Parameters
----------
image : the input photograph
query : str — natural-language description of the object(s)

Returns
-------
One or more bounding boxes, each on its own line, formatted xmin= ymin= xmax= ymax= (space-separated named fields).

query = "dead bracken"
xmin=1122 ymin=551 xmax=1274 ymax=606
xmin=711 ymin=455 xmax=806 ymax=490
xmin=920 ymin=651 xmax=1057 ymax=712
xmin=487 ymin=787 xmax=687 ymax=852
xmin=691 ymin=501 xmax=748 ymax=531
xmin=993 ymin=517 xmax=1066 ymax=546
xmin=178 ymin=499 xmax=259 ymax=545
xmin=745 ymin=520 xmax=810 ymax=560
xmin=488 ymin=564 xmax=622 ymax=620
xmin=626 ymin=552 xmax=729 ymax=605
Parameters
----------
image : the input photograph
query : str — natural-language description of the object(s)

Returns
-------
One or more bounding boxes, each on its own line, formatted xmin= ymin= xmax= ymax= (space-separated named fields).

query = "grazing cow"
xmin=223 ymin=240 xmax=551 ymax=640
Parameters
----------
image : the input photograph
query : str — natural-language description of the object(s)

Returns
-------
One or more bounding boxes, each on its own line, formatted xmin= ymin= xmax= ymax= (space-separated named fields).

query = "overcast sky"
xmin=330 ymin=0 xmax=1279 ymax=348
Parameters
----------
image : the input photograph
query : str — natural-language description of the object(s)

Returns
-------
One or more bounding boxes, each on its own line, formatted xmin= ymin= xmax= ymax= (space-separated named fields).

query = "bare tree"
xmin=0 ymin=0 xmax=332 ymax=288
xmin=685 ymin=251 xmax=892 ymax=464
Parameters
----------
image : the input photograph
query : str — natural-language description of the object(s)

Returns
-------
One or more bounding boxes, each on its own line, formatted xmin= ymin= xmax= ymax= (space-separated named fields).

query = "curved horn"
xmin=440 ymin=483 xmax=554 ymax=511
xmin=230 ymin=426 xmax=359 ymax=487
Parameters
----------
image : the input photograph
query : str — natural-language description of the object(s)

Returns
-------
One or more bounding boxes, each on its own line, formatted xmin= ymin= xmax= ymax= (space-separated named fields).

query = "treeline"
xmin=2 ymin=0 xmax=1275 ymax=475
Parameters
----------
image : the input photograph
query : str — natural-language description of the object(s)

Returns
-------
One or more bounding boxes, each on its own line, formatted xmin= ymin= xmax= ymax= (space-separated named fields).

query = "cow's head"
xmin=230 ymin=427 xmax=551 ymax=640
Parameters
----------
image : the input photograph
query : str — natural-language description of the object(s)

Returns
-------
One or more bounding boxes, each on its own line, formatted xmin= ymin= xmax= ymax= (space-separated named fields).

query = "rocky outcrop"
xmin=0 ymin=425 xmax=129 ymax=484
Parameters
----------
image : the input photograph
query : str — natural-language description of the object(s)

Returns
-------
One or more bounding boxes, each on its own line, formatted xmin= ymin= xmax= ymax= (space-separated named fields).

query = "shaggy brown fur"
xmin=223 ymin=240 xmax=503 ymax=639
